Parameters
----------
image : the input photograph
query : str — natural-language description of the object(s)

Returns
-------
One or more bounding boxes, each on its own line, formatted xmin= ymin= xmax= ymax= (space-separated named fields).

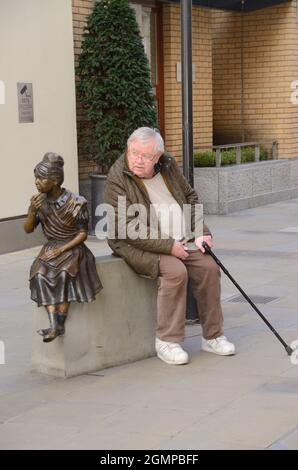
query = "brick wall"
xmin=212 ymin=1 xmax=298 ymax=158
xmin=163 ymin=4 xmax=213 ymax=164
xmin=73 ymin=0 xmax=298 ymax=181
xmin=212 ymin=10 xmax=242 ymax=144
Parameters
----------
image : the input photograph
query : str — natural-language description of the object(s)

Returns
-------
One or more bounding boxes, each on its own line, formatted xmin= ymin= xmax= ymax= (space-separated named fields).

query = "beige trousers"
xmin=157 ymin=251 xmax=224 ymax=342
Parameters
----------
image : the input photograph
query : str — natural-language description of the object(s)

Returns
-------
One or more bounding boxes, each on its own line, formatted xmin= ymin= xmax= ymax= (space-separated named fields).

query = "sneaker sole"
xmin=201 ymin=345 xmax=235 ymax=356
xmin=156 ymin=353 xmax=189 ymax=365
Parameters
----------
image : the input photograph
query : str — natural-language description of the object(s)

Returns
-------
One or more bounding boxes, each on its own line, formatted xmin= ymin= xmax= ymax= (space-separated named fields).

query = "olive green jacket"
xmin=104 ymin=153 xmax=211 ymax=279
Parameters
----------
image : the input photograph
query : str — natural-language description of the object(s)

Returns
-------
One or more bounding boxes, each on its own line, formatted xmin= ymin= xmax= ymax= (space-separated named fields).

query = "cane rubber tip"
xmin=286 ymin=346 xmax=294 ymax=356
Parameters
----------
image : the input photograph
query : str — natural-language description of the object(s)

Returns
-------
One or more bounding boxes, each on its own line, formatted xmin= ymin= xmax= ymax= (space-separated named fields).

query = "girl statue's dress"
xmin=29 ymin=189 xmax=102 ymax=306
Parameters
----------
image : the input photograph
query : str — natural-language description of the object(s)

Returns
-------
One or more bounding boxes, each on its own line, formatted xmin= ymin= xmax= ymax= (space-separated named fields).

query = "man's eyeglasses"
xmin=128 ymin=149 xmax=157 ymax=162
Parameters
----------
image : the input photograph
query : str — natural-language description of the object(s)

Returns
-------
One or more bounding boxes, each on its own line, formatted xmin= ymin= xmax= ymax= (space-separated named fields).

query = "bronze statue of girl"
xmin=24 ymin=152 xmax=102 ymax=343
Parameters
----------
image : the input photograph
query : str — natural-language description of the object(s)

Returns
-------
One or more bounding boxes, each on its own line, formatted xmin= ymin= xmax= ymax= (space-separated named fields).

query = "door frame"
xmin=131 ymin=1 xmax=165 ymax=137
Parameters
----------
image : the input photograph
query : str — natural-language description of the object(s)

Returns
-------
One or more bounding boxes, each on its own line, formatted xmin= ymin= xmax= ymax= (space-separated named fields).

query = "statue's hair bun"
xmin=43 ymin=152 xmax=64 ymax=168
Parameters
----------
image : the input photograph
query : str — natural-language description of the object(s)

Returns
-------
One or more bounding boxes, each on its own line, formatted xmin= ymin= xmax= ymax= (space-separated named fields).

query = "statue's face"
xmin=127 ymin=139 xmax=161 ymax=178
xmin=35 ymin=176 xmax=56 ymax=193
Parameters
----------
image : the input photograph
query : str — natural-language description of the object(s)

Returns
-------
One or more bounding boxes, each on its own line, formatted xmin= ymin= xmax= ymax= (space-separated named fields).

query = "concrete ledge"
xmin=194 ymin=159 xmax=298 ymax=214
xmin=32 ymin=255 xmax=157 ymax=378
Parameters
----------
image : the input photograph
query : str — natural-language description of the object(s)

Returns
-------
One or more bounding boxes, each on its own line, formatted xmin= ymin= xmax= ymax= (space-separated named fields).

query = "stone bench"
xmin=32 ymin=255 xmax=157 ymax=378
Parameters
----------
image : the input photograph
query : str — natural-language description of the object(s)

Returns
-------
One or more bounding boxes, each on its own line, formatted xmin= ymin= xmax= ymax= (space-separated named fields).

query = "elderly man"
xmin=105 ymin=127 xmax=235 ymax=365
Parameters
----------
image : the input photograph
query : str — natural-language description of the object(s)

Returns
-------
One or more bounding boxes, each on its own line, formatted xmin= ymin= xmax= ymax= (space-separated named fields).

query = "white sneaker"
xmin=201 ymin=335 xmax=235 ymax=356
xmin=155 ymin=337 xmax=189 ymax=365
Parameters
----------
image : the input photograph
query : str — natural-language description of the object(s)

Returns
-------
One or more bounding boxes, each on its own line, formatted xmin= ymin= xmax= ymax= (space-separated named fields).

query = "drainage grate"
xmin=228 ymin=294 xmax=279 ymax=304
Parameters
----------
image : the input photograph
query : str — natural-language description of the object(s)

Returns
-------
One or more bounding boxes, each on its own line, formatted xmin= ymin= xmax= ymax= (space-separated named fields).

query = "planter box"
xmin=79 ymin=174 xmax=107 ymax=235
xmin=194 ymin=159 xmax=298 ymax=215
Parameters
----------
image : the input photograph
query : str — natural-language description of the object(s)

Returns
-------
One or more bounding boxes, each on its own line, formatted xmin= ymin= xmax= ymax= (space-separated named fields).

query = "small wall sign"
xmin=17 ymin=82 xmax=34 ymax=123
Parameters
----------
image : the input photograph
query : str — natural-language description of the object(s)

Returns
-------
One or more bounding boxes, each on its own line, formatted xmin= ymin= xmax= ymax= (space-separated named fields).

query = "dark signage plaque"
xmin=17 ymin=82 xmax=34 ymax=123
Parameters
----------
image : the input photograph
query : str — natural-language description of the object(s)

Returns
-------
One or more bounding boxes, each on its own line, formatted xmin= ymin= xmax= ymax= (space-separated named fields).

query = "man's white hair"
xmin=127 ymin=127 xmax=165 ymax=154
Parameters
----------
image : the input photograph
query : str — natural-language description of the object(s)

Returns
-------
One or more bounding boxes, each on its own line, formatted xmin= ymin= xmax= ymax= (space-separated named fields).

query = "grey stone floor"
xmin=0 ymin=199 xmax=298 ymax=449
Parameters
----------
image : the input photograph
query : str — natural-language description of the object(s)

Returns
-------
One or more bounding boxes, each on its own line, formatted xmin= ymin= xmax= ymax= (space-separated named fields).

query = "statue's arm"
xmin=60 ymin=231 xmax=88 ymax=252
xmin=24 ymin=194 xmax=42 ymax=233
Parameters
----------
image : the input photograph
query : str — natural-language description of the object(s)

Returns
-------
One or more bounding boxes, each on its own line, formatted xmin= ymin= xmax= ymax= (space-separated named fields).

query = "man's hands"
xmin=30 ymin=194 xmax=45 ymax=213
xmin=171 ymin=241 xmax=189 ymax=260
xmin=171 ymin=236 xmax=214 ymax=259
xmin=195 ymin=235 xmax=213 ymax=253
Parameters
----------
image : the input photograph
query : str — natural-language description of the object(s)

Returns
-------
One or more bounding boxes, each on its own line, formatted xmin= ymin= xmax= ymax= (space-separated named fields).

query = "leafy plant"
xmin=194 ymin=147 xmax=267 ymax=167
xmin=77 ymin=0 xmax=157 ymax=172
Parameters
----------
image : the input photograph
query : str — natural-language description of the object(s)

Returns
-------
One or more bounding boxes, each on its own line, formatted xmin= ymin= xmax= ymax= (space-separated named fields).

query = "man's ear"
xmin=155 ymin=152 xmax=163 ymax=162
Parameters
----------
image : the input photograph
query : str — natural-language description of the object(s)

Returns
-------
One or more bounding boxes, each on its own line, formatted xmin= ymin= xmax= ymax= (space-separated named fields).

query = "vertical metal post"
xmin=255 ymin=145 xmax=260 ymax=162
xmin=215 ymin=148 xmax=222 ymax=168
xmin=236 ymin=146 xmax=241 ymax=164
xmin=240 ymin=0 xmax=245 ymax=142
xmin=181 ymin=0 xmax=193 ymax=187
xmin=272 ymin=141 xmax=278 ymax=159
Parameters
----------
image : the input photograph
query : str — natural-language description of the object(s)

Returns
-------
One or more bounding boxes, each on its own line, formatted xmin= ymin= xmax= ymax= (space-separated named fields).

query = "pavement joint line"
xmin=266 ymin=425 xmax=298 ymax=450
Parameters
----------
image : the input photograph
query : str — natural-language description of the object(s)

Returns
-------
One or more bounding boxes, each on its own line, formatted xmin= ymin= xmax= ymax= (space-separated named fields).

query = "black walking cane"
xmin=202 ymin=242 xmax=293 ymax=356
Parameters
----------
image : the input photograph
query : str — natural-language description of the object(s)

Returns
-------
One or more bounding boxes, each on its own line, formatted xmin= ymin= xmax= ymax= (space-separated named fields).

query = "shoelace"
xmin=209 ymin=336 xmax=227 ymax=344
xmin=157 ymin=341 xmax=181 ymax=352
